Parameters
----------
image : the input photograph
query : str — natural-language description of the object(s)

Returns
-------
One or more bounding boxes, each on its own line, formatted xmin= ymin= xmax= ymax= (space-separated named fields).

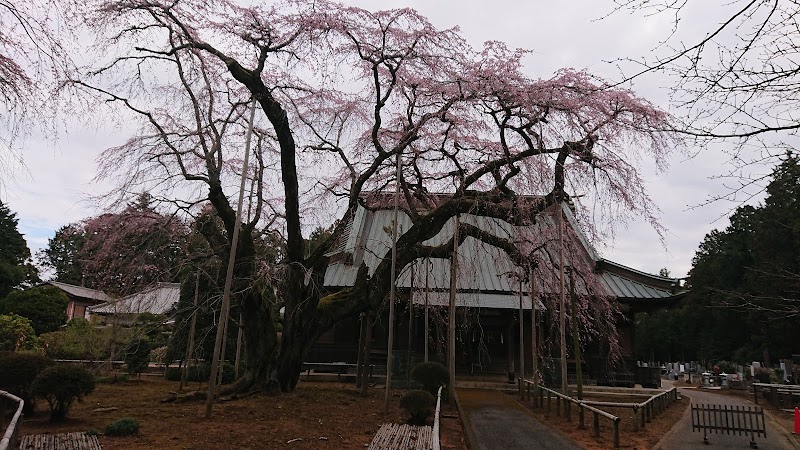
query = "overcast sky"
xmin=3 ymin=0 xmax=761 ymax=279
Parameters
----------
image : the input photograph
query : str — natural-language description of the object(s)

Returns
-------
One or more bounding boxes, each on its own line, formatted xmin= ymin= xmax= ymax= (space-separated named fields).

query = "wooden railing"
xmin=432 ymin=386 xmax=443 ymax=450
xmin=752 ymin=382 xmax=800 ymax=409
xmin=0 ymin=390 xmax=24 ymax=450
xmin=523 ymin=379 xmax=621 ymax=448
xmin=579 ymin=387 xmax=679 ymax=431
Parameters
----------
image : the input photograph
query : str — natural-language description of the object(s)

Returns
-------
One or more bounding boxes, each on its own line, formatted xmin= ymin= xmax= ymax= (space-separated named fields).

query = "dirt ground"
xmin=514 ymin=391 xmax=689 ymax=450
xmin=19 ymin=378 xmax=467 ymax=450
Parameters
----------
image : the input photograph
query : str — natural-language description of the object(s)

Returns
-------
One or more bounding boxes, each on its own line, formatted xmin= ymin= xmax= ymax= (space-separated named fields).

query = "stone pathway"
xmin=655 ymin=385 xmax=799 ymax=450
xmin=457 ymin=388 xmax=582 ymax=450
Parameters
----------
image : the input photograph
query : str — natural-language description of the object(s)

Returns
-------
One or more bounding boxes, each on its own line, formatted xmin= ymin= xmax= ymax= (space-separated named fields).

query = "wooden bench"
xmin=19 ymin=432 xmax=103 ymax=450
xmin=691 ymin=403 xmax=766 ymax=448
xmin=301 ymin=362 xmax=374 ymax=381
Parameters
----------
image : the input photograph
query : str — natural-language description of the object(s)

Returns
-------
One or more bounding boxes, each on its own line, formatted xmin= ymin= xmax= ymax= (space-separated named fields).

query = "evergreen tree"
xmin=0 ymin=200 xmax=37 ymax=298
xmin=637 ymin=153 xmax=800 ymax=363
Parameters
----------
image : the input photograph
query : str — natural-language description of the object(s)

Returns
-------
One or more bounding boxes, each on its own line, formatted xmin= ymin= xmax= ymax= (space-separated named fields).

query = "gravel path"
xmin=456 ymin=388 xmax=582 ymax=450
xmin=655 ymin=385 xmax=799 ymax=450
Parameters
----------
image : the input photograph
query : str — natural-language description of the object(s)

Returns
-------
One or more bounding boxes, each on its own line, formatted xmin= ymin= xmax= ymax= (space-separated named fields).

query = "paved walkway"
xmin=655 ymin=384 xmax=799 ymax=450
xmin=456 ymin=388 xmax=582 ymax=450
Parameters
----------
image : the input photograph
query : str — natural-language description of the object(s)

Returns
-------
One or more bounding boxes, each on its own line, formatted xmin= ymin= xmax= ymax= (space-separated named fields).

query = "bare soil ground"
xmin=19 ymin=378 xmax=467 ymax=450
xmin=514 ymin=391 xmax=689 ymax=449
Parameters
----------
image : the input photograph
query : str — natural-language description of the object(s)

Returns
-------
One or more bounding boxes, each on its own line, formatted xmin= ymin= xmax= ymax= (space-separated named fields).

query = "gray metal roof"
xmin=323 ymin=202 xmax=684 ymax=304
xmin=88 ymin=283 xmax=181 ymax=316
xmin=599 ymin=272 xmax=674 ymax=299
xmin=48 ymin=281 xmax=110 ymax=302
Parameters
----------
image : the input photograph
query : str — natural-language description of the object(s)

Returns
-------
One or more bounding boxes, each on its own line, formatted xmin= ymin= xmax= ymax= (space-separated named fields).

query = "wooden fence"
xmin=690 ymin=403 xmax=765 ymax=448
xmin=0 ymin=390 xmax=24 ymax=450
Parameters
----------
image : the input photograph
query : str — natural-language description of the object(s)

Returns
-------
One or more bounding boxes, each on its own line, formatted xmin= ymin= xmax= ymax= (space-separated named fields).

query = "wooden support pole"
xmin=383 ymin=148 xmax=402 ymax=412
xmin=205 ymin=97 xmax=256 ymax=419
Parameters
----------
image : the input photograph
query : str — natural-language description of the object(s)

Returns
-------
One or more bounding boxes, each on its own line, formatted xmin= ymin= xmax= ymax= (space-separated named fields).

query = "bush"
xmin=0 ymin=286 xmax=68 ymax=334
xmin=0 ymin=352 xmax=52 ymax=413
xmin=410 ymin=361 xmax=449 ymax=396
xmin=31 ymin=365 xmax=96 ymax=422
xmin=753 ymin=367 xmax=771 ymax=384
xmin=104 ymin=417 xmax=140 ymax=436
xmin=41 ymin=319 xmax=128 ymax=360
xmin=0 ymin=313 xmax=42 ymax=352
xmin=400 ymin=390 xmax=435 ymax=425
xmin=124 ymin=337 xmax=152 ymax=376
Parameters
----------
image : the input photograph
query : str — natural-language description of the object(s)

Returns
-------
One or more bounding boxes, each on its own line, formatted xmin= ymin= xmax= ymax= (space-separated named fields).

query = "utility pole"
xmin=448 ymin=216 xmax=459 ymax=402
xmin=384 ymin=148 xmax=401 ymax=412
xmin=205 ymin=97 xmax=257 ymax=418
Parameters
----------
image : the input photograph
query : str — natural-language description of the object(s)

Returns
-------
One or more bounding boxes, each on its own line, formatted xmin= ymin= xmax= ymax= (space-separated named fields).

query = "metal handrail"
xmin=431 ymin=386 xmax=443 ymax=450
xmin=0 ymin=390 xmax=24 ymax=450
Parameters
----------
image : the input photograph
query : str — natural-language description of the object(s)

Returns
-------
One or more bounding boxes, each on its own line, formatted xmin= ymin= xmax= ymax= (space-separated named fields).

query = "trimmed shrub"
xmin=753 ymin=367 xmax=771 ymax=384
xmin=31 ymin=365 xmax=96 ymax=422
xmin=104 ymin=417 xmax=140 ymax=436
xmin=410 ymin=361 xmax=449 ymax=396
xmin=400 ymin=390 xmax=435 ymax=425
xmin=124 ymin=337 xmax=152 ymax=376
xmin=0 ymin=352 xmax=52 ymax=413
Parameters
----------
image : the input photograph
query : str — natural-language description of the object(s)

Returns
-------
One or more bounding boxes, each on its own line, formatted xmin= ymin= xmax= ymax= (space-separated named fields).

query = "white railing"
xmin=431 ymin=386 xmax=443 ymax=450
xmin=0 ymin=390 xmax=24 ymax=450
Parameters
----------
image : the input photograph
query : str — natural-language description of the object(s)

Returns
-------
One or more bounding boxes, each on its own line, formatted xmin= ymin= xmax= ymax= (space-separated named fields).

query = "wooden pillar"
xmin=530 ymin=265 xmax=538 ymax=396
xmin=557 ymin=203 xmax=568 ymax=394
xmin=356 ymin=313 xmax=366 ymax=388
xmin=518 ymin=275 xmax=525 ymax=398
xmin=181 ymin=271 xmax=200 ymax=391
xmin=448 ymin=216 xmax=459 ymax=401
xmin=407 ymin=262 xmax=414 ymax=388
xmin=424 ymin=258 xmax=429 ymax=363
xmin=361 ymin=313 xmax=374 ymax=396
xmin=570 ymin=268 xmax=583 ymax=400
